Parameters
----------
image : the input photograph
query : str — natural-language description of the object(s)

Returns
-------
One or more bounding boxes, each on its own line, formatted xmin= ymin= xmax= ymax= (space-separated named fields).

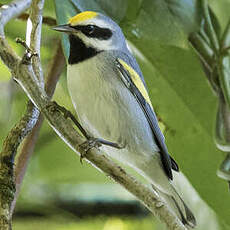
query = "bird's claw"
xmin=52 ymin=101 xmax=69 ymax=118
xmin=79 ymin=137 xmax=102 ymax=163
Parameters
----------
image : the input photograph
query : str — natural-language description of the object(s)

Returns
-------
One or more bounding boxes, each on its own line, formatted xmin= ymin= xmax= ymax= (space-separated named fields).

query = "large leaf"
xmin=54 ymin=0 xmax=230 ymax=228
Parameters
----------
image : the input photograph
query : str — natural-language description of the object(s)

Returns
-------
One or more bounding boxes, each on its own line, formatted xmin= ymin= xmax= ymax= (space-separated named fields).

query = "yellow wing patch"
xmin=118 ymin=59 xmax=153 ymax=109
xmin=68 ymin=11 xmax=98 ymax=26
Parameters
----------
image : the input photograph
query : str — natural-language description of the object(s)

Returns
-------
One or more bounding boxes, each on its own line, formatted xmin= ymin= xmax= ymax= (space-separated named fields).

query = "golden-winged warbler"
xmin=53 ymin=11 xmax=196 ymax=227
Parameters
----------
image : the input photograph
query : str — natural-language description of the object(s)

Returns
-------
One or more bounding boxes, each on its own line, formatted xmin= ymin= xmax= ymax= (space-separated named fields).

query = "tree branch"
xmin=0 ymin=0 xmax=31 ymax=34
xmin=0 ymin=3 xmax=56 ymax=26
xmin=0 ymin=101 xmax=36 ymax=230
xmin=26 ymin=0 xmax=44 ymax=85
xmin=0 ymin=1 xmax=186 ymax=230
xmin=11 ymin=42 xmax=65 ymax=214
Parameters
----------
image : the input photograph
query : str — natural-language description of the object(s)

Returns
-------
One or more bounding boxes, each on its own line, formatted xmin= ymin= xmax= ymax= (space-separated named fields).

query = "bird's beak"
xmin=52 ymin=24 xmax=75 ymax=33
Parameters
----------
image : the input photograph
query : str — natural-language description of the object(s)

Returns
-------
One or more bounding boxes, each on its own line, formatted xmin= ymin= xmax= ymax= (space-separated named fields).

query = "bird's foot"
xmin=79 ymin=137 xmax=125 ymax=163
xmin=96 ymin=138 xmax=126 ymax=149
xmin=52 ymin=101 xmax=71 ymax=119
xmin=79 ymin=137 xmax=102 ymax=163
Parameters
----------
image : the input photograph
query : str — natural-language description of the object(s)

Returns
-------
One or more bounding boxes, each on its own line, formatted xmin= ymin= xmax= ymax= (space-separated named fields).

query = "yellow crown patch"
xmin=68 ymin=11 xmax=98 ymax=25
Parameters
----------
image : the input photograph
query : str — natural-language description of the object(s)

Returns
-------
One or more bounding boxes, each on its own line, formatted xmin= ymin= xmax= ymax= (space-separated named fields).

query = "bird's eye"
xmin=85 ymin=25 xmax=95 ymax=35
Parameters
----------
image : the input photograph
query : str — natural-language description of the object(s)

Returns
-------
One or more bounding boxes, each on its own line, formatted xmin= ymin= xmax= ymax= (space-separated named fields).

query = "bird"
xmin=53 ymin=11 xmax=196 ymax=227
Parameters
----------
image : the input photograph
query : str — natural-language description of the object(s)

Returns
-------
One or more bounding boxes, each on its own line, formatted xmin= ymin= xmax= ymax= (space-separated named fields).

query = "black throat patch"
xmin=68 ymin=34 xmax=100 ymax=65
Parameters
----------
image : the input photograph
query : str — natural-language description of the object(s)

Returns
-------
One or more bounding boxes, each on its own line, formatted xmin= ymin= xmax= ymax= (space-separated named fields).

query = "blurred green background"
xmin=1 ymin=0 xmax=230 ymax=229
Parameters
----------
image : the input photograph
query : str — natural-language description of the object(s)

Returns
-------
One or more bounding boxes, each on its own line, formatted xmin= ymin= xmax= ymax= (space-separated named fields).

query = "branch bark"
xmin=0 ymin=1 xmax=186 ymax=230
xmin=0 ymin=0 xmax=31 ymax=34
xmin=0 ymin=101 xmax=37 ymax=229
xmin=11 ymin=43 xmax=65 ymax=214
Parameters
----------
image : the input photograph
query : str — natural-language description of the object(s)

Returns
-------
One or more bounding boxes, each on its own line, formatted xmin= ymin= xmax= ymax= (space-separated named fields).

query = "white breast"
xmin=67 ymin=55 xmax=122 ymax=141
xmin=67 ymin=54 xmax=158 ymax=164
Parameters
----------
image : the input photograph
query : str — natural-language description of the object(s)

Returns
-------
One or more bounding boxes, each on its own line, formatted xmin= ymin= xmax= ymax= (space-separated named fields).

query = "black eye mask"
xmin=71 ymin=24 xmax=112 ymax=40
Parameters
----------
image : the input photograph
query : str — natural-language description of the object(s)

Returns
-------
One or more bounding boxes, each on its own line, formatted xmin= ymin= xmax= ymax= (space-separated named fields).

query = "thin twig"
xmin=26 ymin=0 xmax=44 ymax=85
xmin=16 ymin=37 xmax=38 ymax=56
xmin=16 ymin=37 xmax=39 ymax=64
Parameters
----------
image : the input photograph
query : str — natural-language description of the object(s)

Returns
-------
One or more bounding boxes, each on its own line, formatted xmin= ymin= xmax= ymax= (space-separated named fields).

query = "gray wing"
xmin=114 ymin=51 xmax=179 ymax=180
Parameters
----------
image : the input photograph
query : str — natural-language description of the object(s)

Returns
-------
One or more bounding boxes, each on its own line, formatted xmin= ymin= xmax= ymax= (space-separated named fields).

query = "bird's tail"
xmin=152 ymin=184 xmax=196 ymax=228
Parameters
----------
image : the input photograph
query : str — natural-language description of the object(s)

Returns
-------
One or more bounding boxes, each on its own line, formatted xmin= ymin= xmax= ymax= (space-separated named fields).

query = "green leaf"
xmin=146 ymin=0 xmax=202 ymax=34
xmin=209 ymin=0 xmax=230 ymax=32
